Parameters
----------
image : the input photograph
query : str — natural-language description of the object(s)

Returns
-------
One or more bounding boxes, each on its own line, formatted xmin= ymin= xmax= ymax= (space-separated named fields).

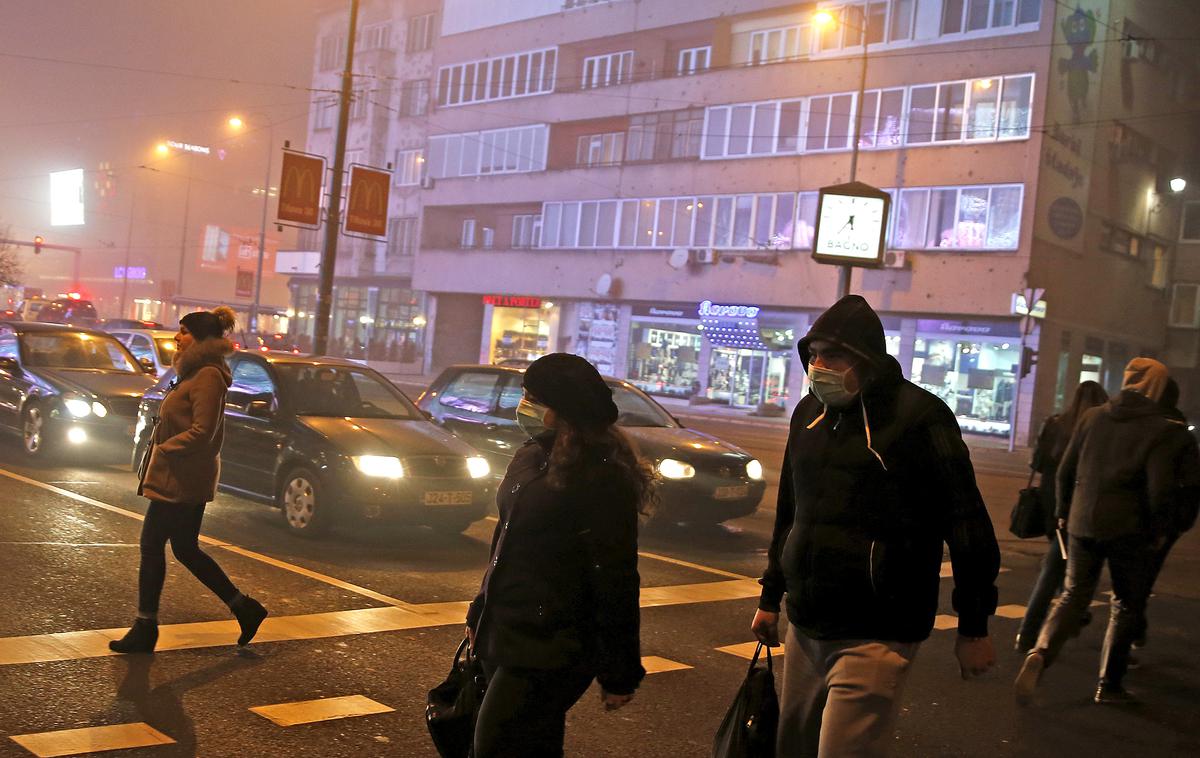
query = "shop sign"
xmin=483 ymin=295 xmax=542 ymax=309
xmin=345 ymin=165 xmax=390 ymax=237
xmin=235 ymin=269 xmax=254 ymax=298
xmin=277 ymin=150 xmax=325 ymax=227
xmin=917 ymin=319 xmax=1021 ymax=338
xmin=698 ymin=300 xmax=760 ymax=319
xmin=632 ymin=305 xmax=689 ymax=319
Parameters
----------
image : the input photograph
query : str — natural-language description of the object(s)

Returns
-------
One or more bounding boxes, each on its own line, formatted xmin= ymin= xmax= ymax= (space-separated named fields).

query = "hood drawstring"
xmin=862 ymin=403 xmax=887 ymax=471
xmin=806 ymin=406 xmax=828 ymax=430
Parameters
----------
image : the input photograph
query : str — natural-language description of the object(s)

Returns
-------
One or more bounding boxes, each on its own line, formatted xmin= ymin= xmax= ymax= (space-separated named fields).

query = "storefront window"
xmin=575 ymin=303 xmax=620 ymax=375
xmin=489 ymin=304 xmax=556 ymax=365
xmin=707 ymin=348 xmax=791 ymax=407
xmin=627 ymin=323 xmax=701 ymax=398
xmin=371 ymin=289 xmax=426 ymax=362
xmin=1079 ymin=353 xmax=1103 ymax=386
xmin=911 ymin=337 xmax=1018 ymax=435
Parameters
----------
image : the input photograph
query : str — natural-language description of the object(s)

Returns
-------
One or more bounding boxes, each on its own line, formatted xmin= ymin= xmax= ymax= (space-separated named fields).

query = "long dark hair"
xmin=1052 ymin=380 xmax=1109 ymax=459
xmin=547 ymin=422 xmax=657 ymax=516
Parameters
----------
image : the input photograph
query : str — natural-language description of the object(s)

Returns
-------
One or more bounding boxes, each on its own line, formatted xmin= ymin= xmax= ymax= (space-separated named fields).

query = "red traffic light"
xmin=33 ymin=235 xmax=44 ymax=254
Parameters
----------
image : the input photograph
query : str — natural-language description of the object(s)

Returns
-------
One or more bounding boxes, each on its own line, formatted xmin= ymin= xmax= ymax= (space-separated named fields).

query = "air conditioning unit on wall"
xmin=690 ymin=248 xmax=717 ymax=264
xmin=882 ymin=250 xmax=909 ymax=269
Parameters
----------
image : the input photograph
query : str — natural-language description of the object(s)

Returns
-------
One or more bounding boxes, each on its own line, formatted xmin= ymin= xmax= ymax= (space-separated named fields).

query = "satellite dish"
xmin=668 ymin=248 xmax=689 ymax=269
xmin=594 ymin=273 xmax=612 ymax=296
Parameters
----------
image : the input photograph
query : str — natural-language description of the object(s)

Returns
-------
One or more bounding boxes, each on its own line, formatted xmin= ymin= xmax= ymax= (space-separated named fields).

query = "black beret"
xmin=523 ymin=353 xmax=618 ymax=430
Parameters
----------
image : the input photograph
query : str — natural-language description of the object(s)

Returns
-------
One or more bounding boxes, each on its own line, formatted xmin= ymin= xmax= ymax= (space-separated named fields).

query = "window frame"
xmin=582 ymin=50 xmax=635 ymax=89
xmin=394 ymin=148 xmax=424 ymax=186
xmin=677 ymin=45 xmax=712 ymax=76
xmin=436 ymin=47 xmax=557 ymax=107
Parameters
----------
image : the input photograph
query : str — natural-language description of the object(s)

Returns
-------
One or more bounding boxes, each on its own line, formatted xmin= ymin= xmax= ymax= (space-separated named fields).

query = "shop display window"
xmin=489 ymin=306 xmax=554 ymax=365
xmin=627 ymin=324 xmax=701 ymax=398
xmin=707 ymin=348 xmax=791 ymax=408
xmin=1079 ymin=353 xmax=1103 ymax=386
xmin=911 ymin=338 xmax=1017 ymax=435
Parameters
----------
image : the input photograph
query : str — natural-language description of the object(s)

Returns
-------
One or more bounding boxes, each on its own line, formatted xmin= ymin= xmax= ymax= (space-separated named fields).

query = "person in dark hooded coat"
xmin=752 ymin=295 xmax=1000 ymax=757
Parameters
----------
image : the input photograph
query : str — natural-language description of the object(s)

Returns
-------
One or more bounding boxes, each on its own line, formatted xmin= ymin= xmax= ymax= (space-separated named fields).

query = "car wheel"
xmin=278 ymin=467 xmax=330 ymax=536
xmin=22 ymin=403 xmax=52 ymax=459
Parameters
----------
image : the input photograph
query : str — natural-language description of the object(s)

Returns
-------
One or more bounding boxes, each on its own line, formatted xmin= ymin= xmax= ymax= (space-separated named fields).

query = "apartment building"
xmin=297 ymin=0 xmax=1200 ymax=443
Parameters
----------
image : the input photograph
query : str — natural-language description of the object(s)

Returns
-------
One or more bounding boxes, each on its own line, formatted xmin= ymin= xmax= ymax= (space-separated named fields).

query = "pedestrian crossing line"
xmin=640 ymin=579 xmax=761 ymax=607
xmin=716 ymin=641 xmax=784 ymax=660
xmin=642 ymin=655 xmax=693 ymax=674
xmin=9 ymin=722 xmax=174 ymax=757
xmin=250 ymin=694 xmax=395 ymax=727
xmin=939 ymin=563 xmax=1011 ymax=578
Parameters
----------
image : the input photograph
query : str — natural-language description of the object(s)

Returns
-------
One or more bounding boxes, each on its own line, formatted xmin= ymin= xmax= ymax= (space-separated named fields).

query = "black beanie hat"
xmin=523 ymin=353 xmax=619 ymax=430
xmin=180 ymin=306 xmax=234 ymax=342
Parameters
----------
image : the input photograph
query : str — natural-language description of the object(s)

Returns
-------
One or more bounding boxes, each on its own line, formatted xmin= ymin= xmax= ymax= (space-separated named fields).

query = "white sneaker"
xmin=1014 ymin=652 xmax=1045 ymax=706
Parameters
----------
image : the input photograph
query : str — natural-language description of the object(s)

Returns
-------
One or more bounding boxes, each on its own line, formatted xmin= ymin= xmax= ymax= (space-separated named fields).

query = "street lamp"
xmin=228 ymin=113 xmax=277 ymax=334
xmin=1170 ymin=177 xmax=1188 ymax=193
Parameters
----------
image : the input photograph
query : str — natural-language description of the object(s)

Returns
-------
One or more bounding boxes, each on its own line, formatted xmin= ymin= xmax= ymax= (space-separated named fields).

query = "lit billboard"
xmin=50 ymin=168 xmax=85 ymax=226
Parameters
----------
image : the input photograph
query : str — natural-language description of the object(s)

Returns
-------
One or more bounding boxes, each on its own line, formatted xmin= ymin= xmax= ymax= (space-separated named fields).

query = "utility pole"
xmin=173 ymin=154 xmax=194 ymax=323
xmin=838 ymin=13 xmax=871 ymax=300
xmin=120 ymin=181 xmax=137 ymax=319
xmin=249 ymin=122 xmax=275 ymax=334
xmin=313 ymin=0 xmax=360 ymax=355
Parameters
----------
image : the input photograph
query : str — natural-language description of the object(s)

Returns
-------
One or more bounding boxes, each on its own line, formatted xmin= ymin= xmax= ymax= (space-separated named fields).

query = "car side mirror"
xmin=0 ymin=356 xmax=20 ymax=375
xmin=421 ymin=410 xmax=435 ymax=422
xmin=138 ymin=357 xmax=157 ymax=375
xmin=246 ymin=399 xmax=274 ymax=418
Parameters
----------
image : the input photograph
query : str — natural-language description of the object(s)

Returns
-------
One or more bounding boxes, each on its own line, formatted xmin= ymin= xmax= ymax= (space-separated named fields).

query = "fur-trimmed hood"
xmin=173 ymin=337 xmax=234 ymax=384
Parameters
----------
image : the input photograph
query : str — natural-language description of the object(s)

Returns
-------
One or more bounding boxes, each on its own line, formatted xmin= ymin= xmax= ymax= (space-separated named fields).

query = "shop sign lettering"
xmin=698 ymin=300 xmax=760 ymax=319
xmin=483 ymin=295 xmax=542 ymax=308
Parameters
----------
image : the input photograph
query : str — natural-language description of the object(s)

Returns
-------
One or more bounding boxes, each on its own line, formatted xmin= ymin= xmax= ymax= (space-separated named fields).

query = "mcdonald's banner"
xmin=235 ymin=268 xmax=254 ymax=298
xmin=277 ymin=151 xmax=325 ymax=226
xmin=345 ymin=165 xmax=390 ymax=237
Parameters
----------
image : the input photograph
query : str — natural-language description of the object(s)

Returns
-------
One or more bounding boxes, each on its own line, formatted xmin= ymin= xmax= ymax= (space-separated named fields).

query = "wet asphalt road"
xmin=0 ymin=420 xmax=1197 ymax=757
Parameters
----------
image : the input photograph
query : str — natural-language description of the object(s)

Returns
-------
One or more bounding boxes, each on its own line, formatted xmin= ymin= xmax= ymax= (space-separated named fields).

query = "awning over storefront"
xmin=170 ymin=296 xmax=288 ymax=316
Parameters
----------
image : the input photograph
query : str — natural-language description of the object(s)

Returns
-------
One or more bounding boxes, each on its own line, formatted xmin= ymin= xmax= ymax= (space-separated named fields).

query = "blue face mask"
xmin=516 ymin=398 xmax=550 ymax=438
xmin=808 ymin=362 xmax=858 ymax=407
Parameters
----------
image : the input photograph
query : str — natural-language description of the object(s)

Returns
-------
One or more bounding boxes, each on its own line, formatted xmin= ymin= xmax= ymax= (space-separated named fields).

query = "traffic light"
xmin=33 ymin=235 xmax=44 ymax=254
xmin=1020 ymin=346 xmax=1037 ymax=379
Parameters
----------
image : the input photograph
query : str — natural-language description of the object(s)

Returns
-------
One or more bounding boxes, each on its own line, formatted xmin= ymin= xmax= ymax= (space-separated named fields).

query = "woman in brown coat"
xmin=110 ymin=307 xmax=268 ymax=653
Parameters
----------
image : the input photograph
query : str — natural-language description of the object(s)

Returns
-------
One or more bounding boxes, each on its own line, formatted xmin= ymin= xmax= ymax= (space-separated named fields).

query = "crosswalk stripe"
xmin=250 ymin=695 xmax=394 ymax=727
xmin=716 ymin=641 xmax=784 ymax=660
xmin=10 ymin=723 xmax=174 ymax=757
xmin=939 ymin=562 xmax=1010 ymax=578
xmin=642 ymin=655 xmax=693 ymax=674
xmin=641 ymin=579 xmax=761 ymax=607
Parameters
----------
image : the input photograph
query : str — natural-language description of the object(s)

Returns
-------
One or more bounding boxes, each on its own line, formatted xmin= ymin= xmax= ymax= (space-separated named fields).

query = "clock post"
xmin=811 ymin=181 xmax=892 ymax=298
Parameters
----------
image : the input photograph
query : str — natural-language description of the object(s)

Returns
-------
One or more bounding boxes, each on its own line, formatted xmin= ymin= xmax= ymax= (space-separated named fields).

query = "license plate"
xmin=423 ymin=491 xmax=473 ymax=506
xmin=713 ymin=485 xmax=749 ymax=500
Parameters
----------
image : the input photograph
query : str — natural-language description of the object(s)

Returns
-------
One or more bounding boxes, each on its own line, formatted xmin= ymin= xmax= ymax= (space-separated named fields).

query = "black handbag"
xmin=426 ymin=638 xmax=487 ymax=758
xmin=712 ymin=642 xmax=779 ymax=758
xmin=1009 ymin=470 xmax=1047 ymax=539
xmin=135 ymin=379 xmax=176 ymax=496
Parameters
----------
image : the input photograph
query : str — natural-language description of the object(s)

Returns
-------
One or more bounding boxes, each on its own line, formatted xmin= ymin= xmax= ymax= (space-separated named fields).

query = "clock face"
xmin=814 ymin=193 xmax=887 ymax=263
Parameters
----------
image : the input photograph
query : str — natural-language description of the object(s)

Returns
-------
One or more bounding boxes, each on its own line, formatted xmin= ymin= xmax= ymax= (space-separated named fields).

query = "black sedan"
xmin=416 ymin=365 xmax=766 ymax=524
xmin=0 ymin=322 xmax=157 ymax=459
xmin=134 ymin=352 xmax=495 ymax=536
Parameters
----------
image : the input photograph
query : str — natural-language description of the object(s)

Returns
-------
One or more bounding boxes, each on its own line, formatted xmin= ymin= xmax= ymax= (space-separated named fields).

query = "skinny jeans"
xmin=138 ymin=500 xmax=238 ymax=614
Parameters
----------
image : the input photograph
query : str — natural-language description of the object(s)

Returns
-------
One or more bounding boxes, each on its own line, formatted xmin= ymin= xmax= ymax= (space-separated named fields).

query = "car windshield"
xmin=276 ymin=364 xmax=417 ymax=419
xmin=19 ymin=332 xmax=139 ymax=372
xmin=610 ymin=383 xmax=676 ymax=428
xmin=154 ymin=337 xmax=177 ymax=365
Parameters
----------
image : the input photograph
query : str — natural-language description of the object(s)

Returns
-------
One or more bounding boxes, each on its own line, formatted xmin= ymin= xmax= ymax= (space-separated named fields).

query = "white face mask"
xmin=516 ymin=398 xmax=551 ymax=438
xmin=808 ymin=362 xmax=858 ymax=407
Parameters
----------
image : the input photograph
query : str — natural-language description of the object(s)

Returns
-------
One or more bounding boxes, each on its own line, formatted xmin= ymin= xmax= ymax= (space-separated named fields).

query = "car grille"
xmin=692 ymin=457 xmax=747 ymax=479
xmin=105 ymin=397 xmax=142 ymax=419
xmin=402 ymin=456 xmax=470 ymax=479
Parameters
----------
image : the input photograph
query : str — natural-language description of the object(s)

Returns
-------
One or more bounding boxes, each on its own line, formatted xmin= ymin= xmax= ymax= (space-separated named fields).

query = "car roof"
xmin=0 ymin=320 xmax=114 ymax=337
xmin=247 ymin=351 xmax=372 ymax=369
xmin=441 ymin=363 xmax=632 ymax=388
xmin=107 ymin=328 xmax=176 ymax=338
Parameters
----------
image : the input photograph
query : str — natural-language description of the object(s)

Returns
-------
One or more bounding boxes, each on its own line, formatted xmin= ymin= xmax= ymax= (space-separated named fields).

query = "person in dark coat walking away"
xmin=110 ymin=307 xmax=268 ymax=653
xmin=751 ymin=295 xmax=1000 ymax=757
xmin=1015 ymin=381 xmax=1108 ymax=653
xmin=466 ymin=353 xmax=654 ymax=757
xmin=1015 ymin=358 xmax=1199 ymax=704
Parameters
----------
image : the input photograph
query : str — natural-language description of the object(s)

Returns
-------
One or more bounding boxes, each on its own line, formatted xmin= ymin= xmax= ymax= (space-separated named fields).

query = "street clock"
xmin=812 ymin=181 xmax=892 ymax=268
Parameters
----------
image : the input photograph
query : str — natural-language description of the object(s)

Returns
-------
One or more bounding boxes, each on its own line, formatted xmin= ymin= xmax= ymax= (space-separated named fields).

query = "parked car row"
xmin=0 ymin=320 xmax=766 ymax=538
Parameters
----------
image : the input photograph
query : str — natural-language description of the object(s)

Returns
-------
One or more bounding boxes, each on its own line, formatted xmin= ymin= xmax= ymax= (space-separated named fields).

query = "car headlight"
xmin=657 ymin=458 xmax=696 ymax=479
xmin=466 ymin=456 xmax=491 ymax=479
xmin=352 ymin=455 xmax=405 ymax=478
xmin=746 ymin=459 xmax=764 ymax=481
xmin=91 ymin=401 xmax=108 ymax=418
xmin=63 ymin=397 xmax=92 ymax=418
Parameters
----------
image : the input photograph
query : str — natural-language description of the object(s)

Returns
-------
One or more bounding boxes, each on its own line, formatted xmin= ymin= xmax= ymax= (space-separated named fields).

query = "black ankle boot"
xmin=231 ymin=595 xmax=268 ymax=646
xmin=109 ymin=618 xmax=158 ymax=654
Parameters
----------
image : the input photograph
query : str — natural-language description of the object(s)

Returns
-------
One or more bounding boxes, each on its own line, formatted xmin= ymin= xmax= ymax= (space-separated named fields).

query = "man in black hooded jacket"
xmin=752 ymin=295 xmax=1000 ymax=757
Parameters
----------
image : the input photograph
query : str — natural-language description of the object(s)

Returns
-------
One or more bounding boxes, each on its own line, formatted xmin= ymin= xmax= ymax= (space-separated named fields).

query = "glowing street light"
xmin=154 ymin=142 xmax=170 ymax=157
xmin=227 ymin=116 xmax=245 ymax=130
xmin=813 ymin=9 xmax=836 ymax=27
xmin=1170 ymin=177 xmax=1187 ymax=193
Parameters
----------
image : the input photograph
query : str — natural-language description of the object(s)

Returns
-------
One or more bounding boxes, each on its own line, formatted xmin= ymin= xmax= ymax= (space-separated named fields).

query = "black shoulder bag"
xmin=426 ymin=637 xmax=487 ymax=758
xmin=135 ymin=379 xmax=176 ymax=495
xmin=1008 ymin=468 xmax=1046 ymax=539
xmin=712 ymin=642 xmax=779 ymax=758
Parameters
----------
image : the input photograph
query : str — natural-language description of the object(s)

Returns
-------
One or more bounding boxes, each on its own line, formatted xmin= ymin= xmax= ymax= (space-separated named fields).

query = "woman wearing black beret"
xmin=466 ymin=353 xmax=655 ymax=757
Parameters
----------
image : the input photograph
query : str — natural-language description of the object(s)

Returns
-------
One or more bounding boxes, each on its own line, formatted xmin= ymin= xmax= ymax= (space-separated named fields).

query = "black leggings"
xmin=138 ymin=501 xmax=238 ymax=615
xmin=473 ymin=663 xmax=594 ymax=758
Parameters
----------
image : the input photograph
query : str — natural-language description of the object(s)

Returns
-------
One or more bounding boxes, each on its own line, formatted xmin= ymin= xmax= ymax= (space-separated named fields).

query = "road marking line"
xmin=642 ymin=655 xmax=693 ymax=674
xmin=10 ymin=722 xmax=174 ymax=757
xmin=640 ymin=579 xmax=760 ymax=607
xmin=0 ymin=467 xmax=413 ymax=609
xmin=939 ymin=562 xmax=1009 ymax=578
xmin=717 ymin=641 xmax=783 ymax=660
xmin=995 ymin=604 xmax=1027 ymax=619
xmin=933 ymin=615 xmax=958 ymax=630
xmin=250 ymin=695 xmax=395 ymax=727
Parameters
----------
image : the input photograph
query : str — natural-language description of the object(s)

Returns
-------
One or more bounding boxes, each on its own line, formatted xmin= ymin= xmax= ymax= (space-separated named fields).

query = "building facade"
xmin=298 ymin=0 xmax=1200 ymax=443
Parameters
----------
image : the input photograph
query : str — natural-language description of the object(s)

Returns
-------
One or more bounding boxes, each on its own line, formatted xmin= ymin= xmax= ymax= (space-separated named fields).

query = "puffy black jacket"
xmin=1057 ymin=391 xmax=1200 ymax=539
xmin=467 ymin=432 xmax=645 ymax=695
xmin=759 ymin=296 xmax=1000 ymax=641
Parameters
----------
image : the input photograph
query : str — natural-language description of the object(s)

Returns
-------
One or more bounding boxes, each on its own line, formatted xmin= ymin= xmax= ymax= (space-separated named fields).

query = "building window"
xmin=1151 ymin=243 xmax=1170 ymax=290
xmin=576 ymin=132 xmax=625 ymax=166
xmin=891 ymin=184 xmax=1023 ymax=250
xmin=1171 ymin=283 xmax=1200 ymax=327
xmin=359 ymin=23 xmax=391 ymax=51
xmin=406 ymin=13 xmax=436 ymax=53
xmin=427 ymin=124 xmax=549 ymax=178
xmin=319 ymin=34 xmax=346 ymax=71
xmin=805 ymin=94 xmax=855 ymax=151
xmin=1181 ymin=202 xmax=1200 ymax=242
xmin=858 ymin=88 xmax=906 ymax=148
xmin=512 ymin=214 xmax=542 ymax=248
xmin=625 ymin=109 xmax=704 ymax=162
xmin=907 ymin=73 xmax=1032 ymax=144
xmin=481 ymin=227 xmax=495 ymax=249
xmin=748 ymin=24 xmax=812 ymax=65
xmin=436 ymin=47 xmax=557 ymax=107
xmin=399 ymin=79 xmax=429 ymax=117
xmin=349 ymin=89 xmax=369 ymax=120
xmin=460 ymin=219 xmax=477 ymax=249
xmin=386 ymin=217 xmax=418 ymax=258
xmin=1101 ymin=223 xmax=1137 ymax=257
xmin=941 ymin=0 xmax=1040 ymax=35
xmin=815 ymin=2 xmax=888 ymax=52
xmin=582 ymin=50 xmax=634 ymax=89
xmin=394 ymin=149 xmax=423 ymax=186
xmin=312 ymin=96 xmax=336 ymax=130
xmin=677 ymin=46 xmax=711 ymax=76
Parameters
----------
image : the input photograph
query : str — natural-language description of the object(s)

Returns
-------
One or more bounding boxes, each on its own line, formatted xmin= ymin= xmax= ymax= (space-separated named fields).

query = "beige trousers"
xmin=777 ymin=623 xmax=919 ymax=757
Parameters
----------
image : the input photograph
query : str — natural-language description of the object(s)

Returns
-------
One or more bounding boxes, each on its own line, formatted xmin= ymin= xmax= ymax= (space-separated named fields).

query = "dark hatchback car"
xmin=33 ymin=298 xmax=101 ymax=329
xmin=134 ymin=352 xmax=495 ymax=536
xmin=0 ymin=322 xmax=157 ymax=458
xmin=416 ymin=365 xmax=767 ymax=524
